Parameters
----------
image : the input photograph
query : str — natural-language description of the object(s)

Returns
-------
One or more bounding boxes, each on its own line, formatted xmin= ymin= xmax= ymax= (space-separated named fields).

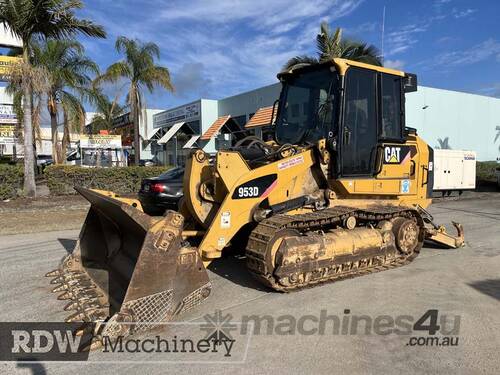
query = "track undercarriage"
xmin=246 ymin=205 xmax=425 ymax=292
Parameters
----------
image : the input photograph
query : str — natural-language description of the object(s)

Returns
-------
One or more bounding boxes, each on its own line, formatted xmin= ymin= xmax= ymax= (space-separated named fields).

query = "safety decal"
xmin=278 ymin=155 xmax=304 ymax=170
xmin=401 ymin=179 xmax=411 ymax=194
xmin=220 ymin=211 xmax=231 ymax=229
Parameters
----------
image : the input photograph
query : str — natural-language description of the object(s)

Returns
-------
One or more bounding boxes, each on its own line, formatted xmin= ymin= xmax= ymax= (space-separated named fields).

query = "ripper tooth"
xmin=52 ymin=284 xmax=68 ymax=293
xmin=64 ymin=301 xmax=80 ymax=311
xmin=66 ymin=312 xmax=86 ymax=323
xmin=45 ymin=270 xmax=61 ymax=278
xmin=50 ymin=276 xmax=64 ymax=285
xmin=57 ymin=291 xmax=73 ymax=300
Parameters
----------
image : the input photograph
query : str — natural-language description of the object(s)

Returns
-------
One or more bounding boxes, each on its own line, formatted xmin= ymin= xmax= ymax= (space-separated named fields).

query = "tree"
xmin=31 ymin=39 xmax=99 ymax=163
xmin=8 ymin=76 xmax=45 ymax=160
xmin=98 ymin=37 xmax=174 ymax=164
xmin=436 ymin=137 xmax=452 ymax=150
xmin=0 ymin=0 xmax=105 ymax=196
xmin=283 ymin=22 xmax=382 ymax=71
xmin=86 ymin=87 xmax=126 ymax=133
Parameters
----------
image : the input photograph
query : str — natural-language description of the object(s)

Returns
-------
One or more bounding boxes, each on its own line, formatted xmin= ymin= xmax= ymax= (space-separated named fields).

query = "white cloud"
xmin=158 ymin=0 xmax=363 ymax=29
xmin=80 ymin=0 xmax=365 ymax=106
xmin=172 ymin=63 xmax=213 ymax=98
xmin=384 ymin=59 xmax=405 ymax=70
xmin=452 ymin=8 xmax=477 ymax=19
xmin=343 ymin=22 xmax=377 ymax=39
xmin=434 ymin=39 xmax=500 ymax=66
xmin=385 ymin=24 xmax=428 ymax=56
xmin=413 ymin=38 xmax=500 ymax=73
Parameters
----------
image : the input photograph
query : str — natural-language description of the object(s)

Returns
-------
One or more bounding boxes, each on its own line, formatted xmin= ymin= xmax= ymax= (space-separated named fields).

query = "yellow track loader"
xmin=46 ymin=58 xmax=464 ymax=343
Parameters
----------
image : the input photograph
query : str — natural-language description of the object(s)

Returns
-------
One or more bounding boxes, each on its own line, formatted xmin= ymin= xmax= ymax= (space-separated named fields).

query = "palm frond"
xmin=98 ymin=61 xmax=132 ymax=83
xmin=282 ymin=55 xmax=319 ymax=71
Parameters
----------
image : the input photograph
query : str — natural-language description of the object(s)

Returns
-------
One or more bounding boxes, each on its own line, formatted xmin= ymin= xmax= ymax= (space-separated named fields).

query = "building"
xmin=151 ymin=82 xmax=500 ymax=164
xmin=111 ymin=108 xmax=164 ymax=161
xmin=0 ymin=86 xmax=19 ymax=157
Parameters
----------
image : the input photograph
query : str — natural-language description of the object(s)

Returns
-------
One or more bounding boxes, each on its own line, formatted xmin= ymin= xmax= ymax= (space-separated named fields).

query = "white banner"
xmin=0 ymin=104 xmax=17 ymax=124
xmin=80 ymin=134 xmax=122 ymax=149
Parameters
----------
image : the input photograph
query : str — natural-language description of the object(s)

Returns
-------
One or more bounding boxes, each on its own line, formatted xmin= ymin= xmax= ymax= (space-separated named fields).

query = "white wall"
xmin=200 ymin=99 xmax=219 ymax=153
xmin=0 ymin=24 xmax=22 ymax=48
xmin=406 ymin=87 xmax=500 ymax=161
xmin=141 ymin=108 xmax=163 ymax=159
xmin=218 ymin=83 xmax=281 ymax=120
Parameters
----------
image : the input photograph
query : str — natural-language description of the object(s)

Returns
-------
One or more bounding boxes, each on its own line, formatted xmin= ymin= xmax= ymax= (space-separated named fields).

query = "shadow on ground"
xmin=468 ymin=278 xmax=500 ymax=301
xmin=208 ymin=254 xmax=270 ymax=292
xmin=57 ymin=239 xmax=77 ymax=254
xmin=16 ymin=359 xmax=47 ymax=375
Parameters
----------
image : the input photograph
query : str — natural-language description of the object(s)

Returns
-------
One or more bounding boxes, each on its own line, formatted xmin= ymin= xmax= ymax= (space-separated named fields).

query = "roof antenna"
xmin=381 ymin=5 xmax=386 ymax=65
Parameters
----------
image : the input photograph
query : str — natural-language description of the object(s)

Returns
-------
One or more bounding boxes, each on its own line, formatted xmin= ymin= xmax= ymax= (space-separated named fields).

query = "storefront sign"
xmin=0 ymin=124 xmax=15 ymax=144
xmin=80 ymin=134 xmax=122 ymax=149
xmin=0 ymin=56 xmax=22 ymax=82
xmin=111 ymin=112 xmax=131 ymax=128
xmin=0 ymin=104 xmax=17 ymax=124
xmin=154 ymin=101 xmax=200 ymax=128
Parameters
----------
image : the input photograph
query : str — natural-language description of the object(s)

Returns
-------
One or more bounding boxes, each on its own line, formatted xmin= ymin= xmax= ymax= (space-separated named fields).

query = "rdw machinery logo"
xmin=0 ymin=323 xmax=94 ymax=361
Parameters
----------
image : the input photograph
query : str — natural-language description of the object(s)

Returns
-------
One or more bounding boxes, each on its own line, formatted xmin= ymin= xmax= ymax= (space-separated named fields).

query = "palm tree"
xmin=8 ymin=80 xmax=44 ymax=160
xmin=87 ymin=87 xmax=126 ymax=133
xmin=436 ymin=137 xmax=451 ymax=150
xmin=283 ymin=22 xmax=382 ymax=71
xmin=0 ymin=0 xmax=105 ymax=196
xmin=98 ymin=37 xmax=174 ymax=164
xmin=31 ymin=39 xmax=99 ymax=163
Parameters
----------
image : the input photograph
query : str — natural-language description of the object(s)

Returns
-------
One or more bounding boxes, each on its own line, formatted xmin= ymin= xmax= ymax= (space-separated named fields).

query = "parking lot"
xmin=0 ymin=192 xmax=499 ymax=374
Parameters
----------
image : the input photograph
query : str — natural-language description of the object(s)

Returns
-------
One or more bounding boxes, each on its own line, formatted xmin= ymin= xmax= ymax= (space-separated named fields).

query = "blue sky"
xmin=77 ymin=0 xmax=500 ymax=110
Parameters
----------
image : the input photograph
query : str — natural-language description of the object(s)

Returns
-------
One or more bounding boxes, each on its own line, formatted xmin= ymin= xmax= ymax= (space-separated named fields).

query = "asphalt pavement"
xmin=0 ymin=193 xmax=499 ymax=374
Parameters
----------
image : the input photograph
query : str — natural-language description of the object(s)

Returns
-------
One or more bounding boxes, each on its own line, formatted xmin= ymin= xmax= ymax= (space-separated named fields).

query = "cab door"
xmin=340 ymin=67 xmax=378 ymax=177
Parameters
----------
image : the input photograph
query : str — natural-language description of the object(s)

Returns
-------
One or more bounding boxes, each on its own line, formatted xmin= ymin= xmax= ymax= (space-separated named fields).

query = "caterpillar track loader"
xmin=46 ymin=58 xmax=464 ymax=344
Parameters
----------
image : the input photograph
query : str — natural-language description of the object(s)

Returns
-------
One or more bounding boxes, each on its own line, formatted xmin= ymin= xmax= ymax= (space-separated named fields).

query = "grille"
xmin=178 ymin=282 xmax=211 ymax=315
xmin=124 ymin=289 xmax=174 ymax=331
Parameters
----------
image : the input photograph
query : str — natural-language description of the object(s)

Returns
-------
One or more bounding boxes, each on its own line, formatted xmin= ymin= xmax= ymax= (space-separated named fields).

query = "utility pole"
xmin=381 ymin=5 xmax=386 ymax=65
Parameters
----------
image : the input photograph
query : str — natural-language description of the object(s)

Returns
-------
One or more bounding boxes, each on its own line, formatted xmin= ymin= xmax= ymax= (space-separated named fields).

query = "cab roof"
xmin=278 ymin=57 xmax=405 ymax=79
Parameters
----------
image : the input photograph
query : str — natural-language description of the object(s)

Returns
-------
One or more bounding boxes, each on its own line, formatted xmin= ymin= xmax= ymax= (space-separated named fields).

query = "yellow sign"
xmin=0 ymin=55 xmax=22 ymax=82
xmin=0 ymin=124 xmax=15 ymax=144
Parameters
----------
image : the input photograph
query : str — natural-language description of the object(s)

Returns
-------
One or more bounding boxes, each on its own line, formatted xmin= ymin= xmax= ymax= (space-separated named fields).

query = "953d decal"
xmin=232 ymin=174 xmax=277 ymax=200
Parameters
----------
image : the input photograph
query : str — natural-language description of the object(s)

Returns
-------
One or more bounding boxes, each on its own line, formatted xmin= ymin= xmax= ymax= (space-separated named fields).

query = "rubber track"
xmin=245 ymin=205 xmax=423 ymax=292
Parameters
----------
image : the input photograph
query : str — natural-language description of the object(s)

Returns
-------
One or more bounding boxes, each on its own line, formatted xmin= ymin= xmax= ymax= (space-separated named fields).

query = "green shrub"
xmin=476 ymin=161 xmax=498 ymax=184
xmin=45 ymin=165 xmax=171 ymax=195
xmin=0 ymin=164 xmax=23 ymax=200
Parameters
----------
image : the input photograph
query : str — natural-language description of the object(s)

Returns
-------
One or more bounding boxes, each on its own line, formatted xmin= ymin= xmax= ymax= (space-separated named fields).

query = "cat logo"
xmin=384 ymin=146 xmax=401 ymax=164
xmin=383 ymin=145 xmax=412 ymax=165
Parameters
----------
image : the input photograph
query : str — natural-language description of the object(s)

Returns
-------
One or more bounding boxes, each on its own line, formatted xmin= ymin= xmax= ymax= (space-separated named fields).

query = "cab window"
xmin=380 ymin=74 xmax=403 ymax=140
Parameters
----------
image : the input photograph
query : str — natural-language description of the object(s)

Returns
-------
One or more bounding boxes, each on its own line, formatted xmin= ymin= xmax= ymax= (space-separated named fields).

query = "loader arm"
xmin=194 ymin=149 xmax=320 ymax=261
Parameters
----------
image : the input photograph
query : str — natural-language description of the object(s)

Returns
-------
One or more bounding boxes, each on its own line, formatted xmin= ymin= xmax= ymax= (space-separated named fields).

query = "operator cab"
xmin=275 ymin=65 xmax=339 ymax=146
xmin=275 ymin=59 xmax=417 ymax=178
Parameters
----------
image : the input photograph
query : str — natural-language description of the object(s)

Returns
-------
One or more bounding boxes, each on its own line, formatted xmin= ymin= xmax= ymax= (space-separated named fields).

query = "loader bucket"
xmin=46 ymin=187 xmax=211 ymax=341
